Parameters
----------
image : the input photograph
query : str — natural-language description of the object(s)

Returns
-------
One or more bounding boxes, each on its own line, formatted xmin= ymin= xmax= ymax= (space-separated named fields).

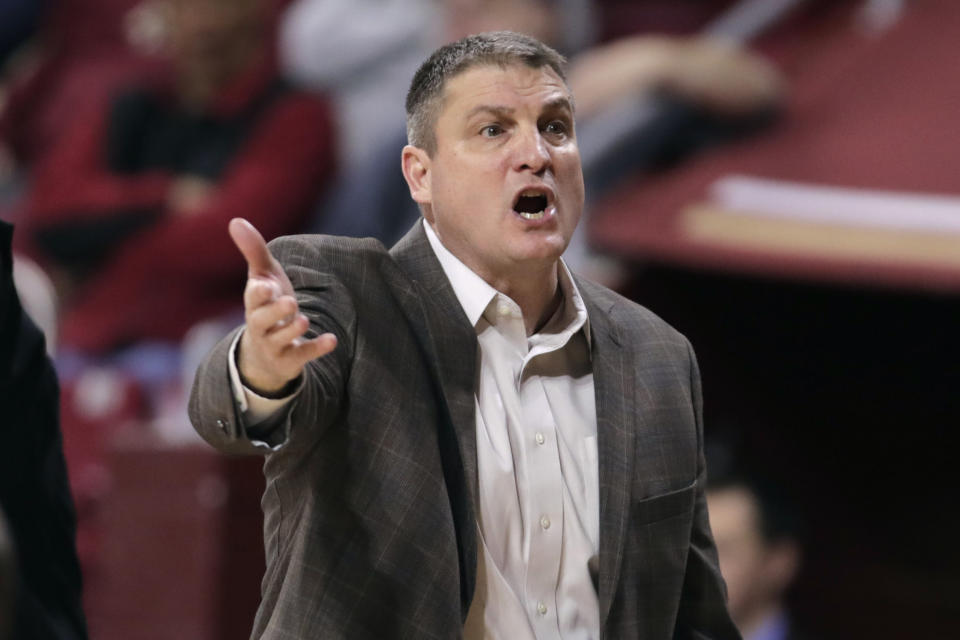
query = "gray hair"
xmin=405 ymin=31 xmax=568 ymax=155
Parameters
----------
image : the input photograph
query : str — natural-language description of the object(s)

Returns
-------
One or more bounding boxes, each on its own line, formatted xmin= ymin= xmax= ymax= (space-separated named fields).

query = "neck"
xmin=488 ymin=262 xmax=563 ymax=336
xmin=423 ymin=220 xmax=566 ymax=336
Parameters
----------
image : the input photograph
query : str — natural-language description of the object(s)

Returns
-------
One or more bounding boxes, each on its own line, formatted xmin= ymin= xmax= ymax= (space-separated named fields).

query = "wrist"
xmin=236 ymin=332 xmax=299 ymax=398
xmin=239 ymin=368 xmax=301 ymax=399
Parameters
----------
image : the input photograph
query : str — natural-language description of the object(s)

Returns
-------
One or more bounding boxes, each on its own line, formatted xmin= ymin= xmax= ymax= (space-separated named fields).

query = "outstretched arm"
xmin=189 ymin=219 xmax=340 ymax=455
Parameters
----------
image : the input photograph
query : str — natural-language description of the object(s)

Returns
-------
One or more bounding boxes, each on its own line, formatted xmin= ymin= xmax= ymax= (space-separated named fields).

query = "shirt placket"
xmin=507 ymin=310 xmax=570 ymax=639
xmin=491 ymin=295 xmax=564 ymax=635
xmin=519 ymin=364 xmax=565 ymax=638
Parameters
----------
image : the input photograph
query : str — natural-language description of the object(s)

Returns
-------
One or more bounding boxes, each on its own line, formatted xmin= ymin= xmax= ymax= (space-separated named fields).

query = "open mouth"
xmin=513 ymin=190 xmax=550 ymax=220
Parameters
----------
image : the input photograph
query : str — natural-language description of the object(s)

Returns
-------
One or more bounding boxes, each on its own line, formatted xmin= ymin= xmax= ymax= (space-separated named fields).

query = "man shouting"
xmin=190 ymin=31 xmax=739 ymax=640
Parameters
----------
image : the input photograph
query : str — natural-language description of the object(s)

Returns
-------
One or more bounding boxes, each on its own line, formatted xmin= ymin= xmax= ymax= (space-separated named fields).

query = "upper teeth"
xmin=522 ymin=190 xmax=543 ymax=197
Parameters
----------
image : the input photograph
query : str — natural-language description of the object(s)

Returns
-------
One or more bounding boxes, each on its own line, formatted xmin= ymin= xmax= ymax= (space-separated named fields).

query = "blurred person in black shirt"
xmin=0 ymin=219 xmax=87 ymax=639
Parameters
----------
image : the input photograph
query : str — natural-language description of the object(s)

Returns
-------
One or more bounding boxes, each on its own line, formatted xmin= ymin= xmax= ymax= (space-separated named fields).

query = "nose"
xmin=512 ymin=126 xmax=551 ymax=175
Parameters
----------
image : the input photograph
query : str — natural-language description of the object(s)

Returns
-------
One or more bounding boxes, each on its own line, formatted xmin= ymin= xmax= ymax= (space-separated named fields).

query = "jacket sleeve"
xmin=188 ymin=325 xmax=265 ymax=456
xmin=188 ymin=237 xmax=356 ymax=456
xmin=673 ymin=340 xmax=742 ymax=640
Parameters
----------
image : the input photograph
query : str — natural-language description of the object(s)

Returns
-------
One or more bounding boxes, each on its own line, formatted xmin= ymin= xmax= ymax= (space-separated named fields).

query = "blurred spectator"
xmin=15 ymin=0 xmax=334 ymax=353
xmin=0 ymin=220 xmax=88 ymax=639
xmin=567 ymin=34 xmax=781 ymax=122
xmin=0 ymin=0 xmax=155 ymax=182
xmin=277 ymin=0 xmax=440 ymax=243
xmin=708 ymin=473 xmax=806 ymax=640
xmin=280 ymin=0 xmax=439 ymax=176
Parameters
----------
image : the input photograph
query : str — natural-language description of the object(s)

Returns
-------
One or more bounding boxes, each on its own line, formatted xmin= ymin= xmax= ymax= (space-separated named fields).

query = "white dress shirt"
xmin=423 ymin=222 xmax=600 ymax=640
xmin=230 ymin=221 xmax=601 ymax=638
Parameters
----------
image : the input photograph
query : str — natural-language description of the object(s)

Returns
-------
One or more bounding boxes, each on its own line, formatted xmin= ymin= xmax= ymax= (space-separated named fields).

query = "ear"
xmin=401 ymin=145 xmax=432 ymax=213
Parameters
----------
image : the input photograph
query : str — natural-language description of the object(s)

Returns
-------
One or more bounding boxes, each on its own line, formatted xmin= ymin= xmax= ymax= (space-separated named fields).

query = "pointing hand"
xmin=229 ymin=218 xmax=337 ymax=394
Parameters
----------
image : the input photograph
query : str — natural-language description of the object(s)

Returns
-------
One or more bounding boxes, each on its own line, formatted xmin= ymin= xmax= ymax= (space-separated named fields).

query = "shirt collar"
xmin=422 ymin=219 xmax=591 ymax=345
xmin=423 ymin=219 xmax=498 ymax=327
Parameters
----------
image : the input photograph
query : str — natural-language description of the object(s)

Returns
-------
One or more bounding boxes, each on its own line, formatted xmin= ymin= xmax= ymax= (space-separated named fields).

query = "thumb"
xmin=229 ymin=218 xmax=275 ymax=276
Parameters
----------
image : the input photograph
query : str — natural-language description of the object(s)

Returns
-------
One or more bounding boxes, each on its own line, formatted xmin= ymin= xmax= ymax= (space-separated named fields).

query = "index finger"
xmin=229 ymin=217 xmax=274 ymax=276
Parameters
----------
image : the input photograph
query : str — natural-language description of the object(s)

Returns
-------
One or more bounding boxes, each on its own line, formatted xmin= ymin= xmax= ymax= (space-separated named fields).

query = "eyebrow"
xmin=464 ymin=96 xmax=575 ymax=121
xmin=542 ymin=96 xmax=575 ymax=115
xmin=465 ymin=104 xmax=514 ymax=121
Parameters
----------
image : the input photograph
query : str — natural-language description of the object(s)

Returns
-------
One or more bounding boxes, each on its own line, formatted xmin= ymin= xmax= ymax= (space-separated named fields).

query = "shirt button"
xmin=536 ymin=601 xmax=548 ymax=616
xmin=540 ymin=515 xmax=551 ymax=530
xmin=498 ymin=302 xmax=511 ymax=316
xmin=535 ymin=432 xmax=545 ymax=445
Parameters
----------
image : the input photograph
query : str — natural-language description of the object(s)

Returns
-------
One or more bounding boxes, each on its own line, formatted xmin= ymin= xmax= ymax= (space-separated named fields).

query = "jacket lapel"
xmin=580 ymin=284 xmax=636 ymax=630
xmin=388 ymin=222 xmax=480 ymax=615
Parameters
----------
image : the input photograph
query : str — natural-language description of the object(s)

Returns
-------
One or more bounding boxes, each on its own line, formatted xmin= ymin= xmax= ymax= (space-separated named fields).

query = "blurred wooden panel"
xmin=88 ymin=441 xmax=264 ymax=640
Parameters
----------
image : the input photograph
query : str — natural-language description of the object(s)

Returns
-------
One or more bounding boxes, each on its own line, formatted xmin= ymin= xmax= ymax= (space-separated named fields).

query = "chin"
xmin=516 ymin=237 xmax=568 ymax=263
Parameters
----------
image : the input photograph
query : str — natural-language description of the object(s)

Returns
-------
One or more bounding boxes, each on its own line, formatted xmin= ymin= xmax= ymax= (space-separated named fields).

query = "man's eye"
xmin=544 ymin=120 xmax=568 ymax=136
xmin=481 ymin=124 xmax=503 ymax=137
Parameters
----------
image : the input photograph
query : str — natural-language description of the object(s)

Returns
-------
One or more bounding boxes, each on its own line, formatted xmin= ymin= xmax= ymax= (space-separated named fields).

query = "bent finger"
xmin=244 ymin=278 xmax=282 ymax=311
xmin=267 ymin=313 xmax=311 ymax=349
xmin=284 ymin=332 xmax=337 ymax=365
xmin=247 ymin=296 xmax=299 ymax=336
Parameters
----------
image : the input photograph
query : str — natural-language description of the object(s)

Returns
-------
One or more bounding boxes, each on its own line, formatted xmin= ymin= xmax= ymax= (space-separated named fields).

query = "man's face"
xmin=405 ymin=63 xmax=584 ymax=283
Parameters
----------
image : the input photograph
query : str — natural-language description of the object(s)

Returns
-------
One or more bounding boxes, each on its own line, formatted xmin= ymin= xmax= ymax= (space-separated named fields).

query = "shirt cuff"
xmin=227 ymin=329 xmax=301 ymax=425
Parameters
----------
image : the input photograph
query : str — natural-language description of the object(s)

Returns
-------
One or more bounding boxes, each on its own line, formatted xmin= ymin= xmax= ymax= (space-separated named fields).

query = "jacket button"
xmin=216 ymin=418 xmax=229 ymax=433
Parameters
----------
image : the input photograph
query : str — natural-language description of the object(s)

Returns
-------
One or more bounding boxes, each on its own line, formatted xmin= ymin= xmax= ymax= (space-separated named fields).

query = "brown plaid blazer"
xmin=189 ymin=222 xmax=739 ymax=639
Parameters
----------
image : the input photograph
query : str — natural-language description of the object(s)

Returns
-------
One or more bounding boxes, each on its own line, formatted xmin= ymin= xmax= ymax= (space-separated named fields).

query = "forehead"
xmin=438 ymin=63 xmax=572 ymax=119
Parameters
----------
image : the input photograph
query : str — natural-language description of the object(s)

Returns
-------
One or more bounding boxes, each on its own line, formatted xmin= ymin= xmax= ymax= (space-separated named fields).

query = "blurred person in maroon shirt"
xmin=0 ymin=0 xmax=158 ymax=187
xmin=14 ymin=0 xmax=334 ymax=354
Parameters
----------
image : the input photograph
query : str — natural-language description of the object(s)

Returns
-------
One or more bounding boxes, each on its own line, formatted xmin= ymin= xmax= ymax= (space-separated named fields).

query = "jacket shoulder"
xmin=576 ymin=276 xmax=690 ymax=349
xmin=267 ymin=233 xmax=390 ymax=273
